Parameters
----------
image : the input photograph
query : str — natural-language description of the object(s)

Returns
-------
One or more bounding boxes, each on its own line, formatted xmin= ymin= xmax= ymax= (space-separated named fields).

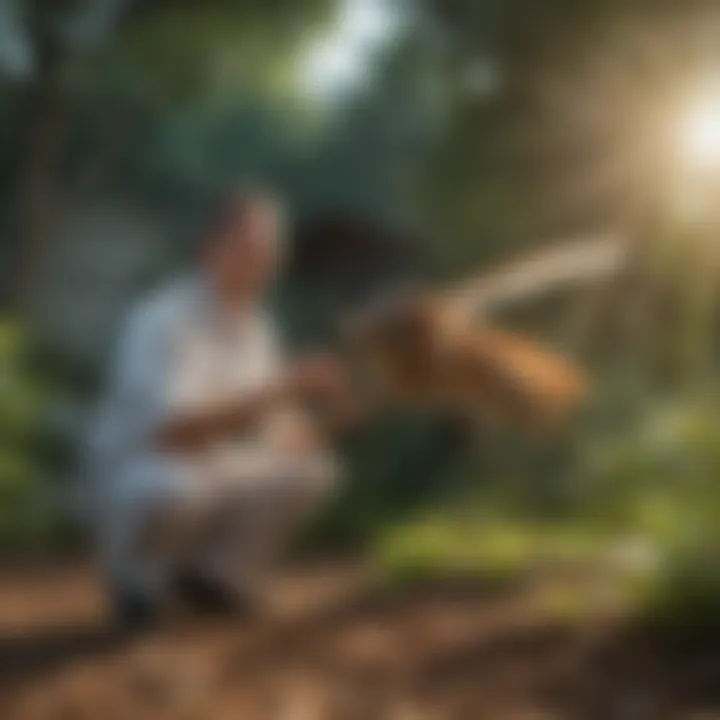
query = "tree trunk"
xmin=14 ymin=36 xmax=68 ymax=313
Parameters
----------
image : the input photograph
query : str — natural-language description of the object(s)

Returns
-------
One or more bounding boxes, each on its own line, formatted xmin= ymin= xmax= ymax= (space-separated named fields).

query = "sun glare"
xmin=680 ymin=93 xmax=720 ymax=169
xmin=298 ymin=0 xmax=400 ymax=103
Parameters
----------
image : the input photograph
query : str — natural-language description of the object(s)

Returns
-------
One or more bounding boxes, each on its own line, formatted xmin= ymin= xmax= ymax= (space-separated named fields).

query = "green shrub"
xmin=0 ymin=319 xmax=55 ymax=549
xmin=630 ymin=536 xmax=720 ymax=639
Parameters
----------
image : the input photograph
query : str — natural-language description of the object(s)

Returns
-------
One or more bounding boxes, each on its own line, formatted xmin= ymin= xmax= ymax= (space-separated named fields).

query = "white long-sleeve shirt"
xmin=86 ymin=276 xmax=337 ymax=511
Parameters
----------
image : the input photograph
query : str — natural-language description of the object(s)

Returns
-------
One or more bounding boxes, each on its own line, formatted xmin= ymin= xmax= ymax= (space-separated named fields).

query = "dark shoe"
xmin=111 ymin=586 xmax=160 ymax=635
xmin=172 ymin=570 xmax=253 ymax=618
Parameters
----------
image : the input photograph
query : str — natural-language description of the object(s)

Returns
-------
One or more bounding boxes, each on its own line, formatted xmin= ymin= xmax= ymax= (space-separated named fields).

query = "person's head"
xmin=201 ymin=187 xmax=285 ymax=306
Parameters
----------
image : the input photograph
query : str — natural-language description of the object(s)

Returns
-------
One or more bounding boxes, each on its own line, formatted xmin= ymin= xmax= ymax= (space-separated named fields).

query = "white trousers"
xmin=99 ymin=452 xmax=338 ymax=599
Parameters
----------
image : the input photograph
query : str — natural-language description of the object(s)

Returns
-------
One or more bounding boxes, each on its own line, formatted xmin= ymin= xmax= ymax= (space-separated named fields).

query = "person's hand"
xmin=265 ymin=410 xmax=323 ymax=456
xmin=284 ymin=354 xmax=346 ymax=401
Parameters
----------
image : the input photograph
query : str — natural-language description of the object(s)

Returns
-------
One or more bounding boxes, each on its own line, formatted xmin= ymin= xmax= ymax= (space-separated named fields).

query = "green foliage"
xmin=371 ymin=388 xmax=720 ymax=636
xmin=373 ymin=509 xmax=618 ymax=586
xmin=0 ymin=319 xmax=55 ymax=549
xmin=577 ymin=392 xmax=720 ymax=530
xmin=575 ymin=391 xmax=720 ymax=635
xmin=118 ymin=0 xmax=332 ymax=103
xmin=301 ymin=411 xmax=467 ymax=551
xmin=375 ymin=515 xmax=538 ymax=586
xmin=633 ymin=538 xmax=720 ymax=639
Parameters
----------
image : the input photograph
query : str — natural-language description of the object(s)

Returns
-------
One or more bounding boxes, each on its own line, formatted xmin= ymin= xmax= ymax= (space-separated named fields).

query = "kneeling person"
xmin=88 ymin=190 xmax=349 ymax=628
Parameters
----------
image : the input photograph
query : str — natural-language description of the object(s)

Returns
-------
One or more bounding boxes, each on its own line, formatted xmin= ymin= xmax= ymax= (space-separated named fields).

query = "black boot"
xmin=111 ymin=584 xmax=160 ymax=635
xmin=171 ymin=569 xmax=254 ymax=618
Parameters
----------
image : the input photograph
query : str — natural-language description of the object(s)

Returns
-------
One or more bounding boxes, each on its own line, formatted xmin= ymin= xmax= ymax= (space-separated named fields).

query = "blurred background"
xmin=3 ymin=0 xmax=720 ymax=716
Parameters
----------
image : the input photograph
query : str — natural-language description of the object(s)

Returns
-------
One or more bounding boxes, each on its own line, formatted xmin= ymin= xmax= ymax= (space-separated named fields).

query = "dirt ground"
xmin=0 ymin=563 xmax=719 ymax=719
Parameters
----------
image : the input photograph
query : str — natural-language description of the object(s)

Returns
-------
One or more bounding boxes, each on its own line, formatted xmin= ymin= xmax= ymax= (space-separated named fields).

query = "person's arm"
xmin=264 ymin=405 xmax=324 ymax=456
xmin=101 ymin=297 xmax=335 ymax=457
xmin=305 ymin=381 xmax=369 ymax=439
xmin=155 ymin=355 xmax=346 ymax=454
xmin=156 ymin=382 xmax=285 ymax=453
